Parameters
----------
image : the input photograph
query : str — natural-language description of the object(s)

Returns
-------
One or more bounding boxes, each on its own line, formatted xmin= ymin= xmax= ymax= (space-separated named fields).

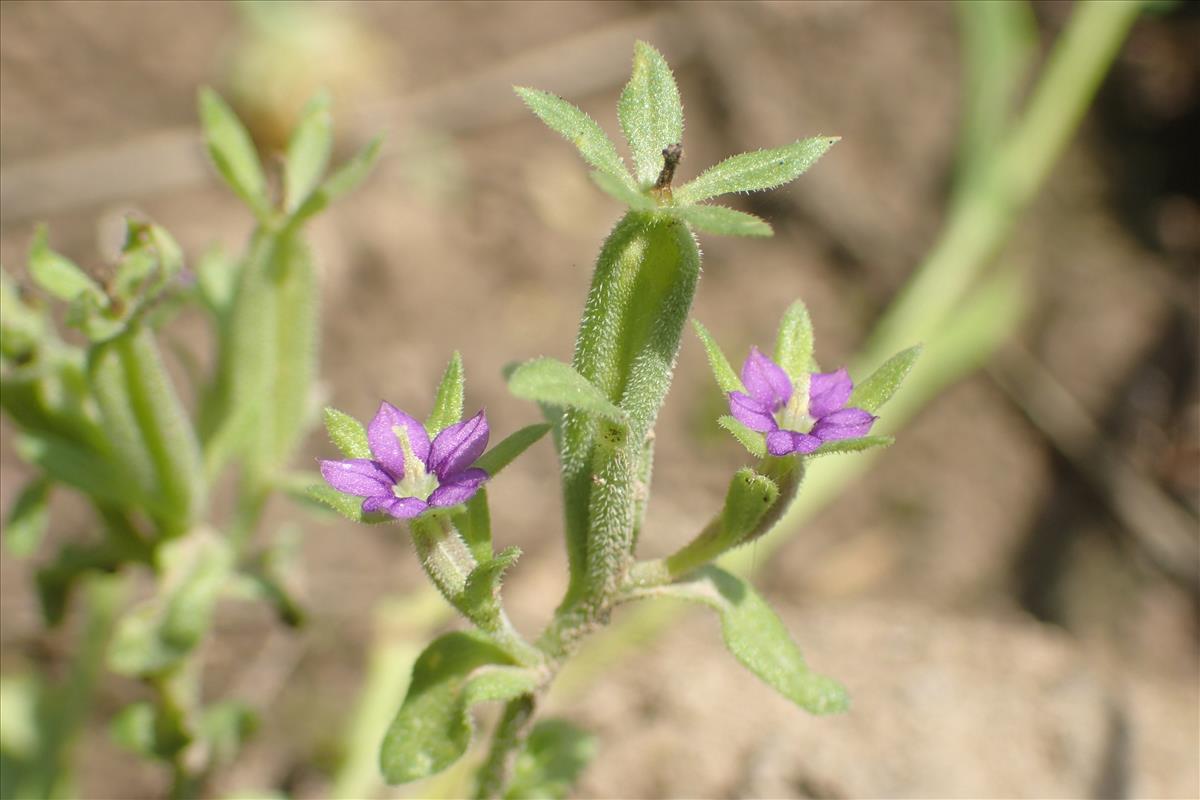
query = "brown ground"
xmin=1 ymin=2 xmax=1197 ymax=799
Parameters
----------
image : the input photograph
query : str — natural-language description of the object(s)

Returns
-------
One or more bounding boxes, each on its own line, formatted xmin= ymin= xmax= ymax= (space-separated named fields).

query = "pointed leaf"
xmin=379 ymin=631 xmax=537 ymax=784
xmin=589 ymin=170 xmax=655 ymax=211
xmin=640 ymin=566 xmax=847 ymax=714
xmin=294 ymin=136 xmax=382 ymax=221
xmin=28 ymin=226 xmax=104 ymax=303
xmin=774 ymin=300 xmax=816 ymax=379
xmin=474 ymin=423 xmax=551 ymax=477
xmin=618 ymin=41 xmax=684 ymax=186
xmin=285 ymin=92 xmax=334 ymax=213
xmin=461 ymin=546 xmax=521 ymax=631
xmin=809 ymin=434 xmax=894 ymax=457
xmin=4 ymin=476 xmax=51 ymax=557
xmin=673 ymin=204 xmax=772 ymax=238
xmin=515 ymin=87 xmax=630 ymax=185
xmin=505 ymin=718 xmax=598 ymax=800
xmin=849 ymin=345 xmax=923 ymax=412
xmin=692 ymin=319 xmax=744 ymax=394
xmin=675 ymin=137 xmax=839 ymax=204
xmin=508 ymin=358 xmax=626 ymax=424
xmin=198 ymin=88 xmax=269 ymax=218
xmin=305 ymin=484 xmax=392 ymax=524
xmin=426 ymin=351 xmax=464 ymax=436
xmin=322 ymin=406 xmax=372 ymax=459
xmin=718 ymin=415 xmax=766 ymax=459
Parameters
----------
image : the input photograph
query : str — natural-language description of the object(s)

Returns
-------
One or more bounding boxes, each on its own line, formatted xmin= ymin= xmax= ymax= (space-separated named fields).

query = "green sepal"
xmin=718 ymin=415 xmax=766 ymax=459
xmin=774 ymin=300 xmax=816 ymax=379
xmin=379 ymin=631 xmax=538 ymax=784
xmin=198 ymin=88 xmax=269 ymax=220
xmin=426 ymin=351 xmax=465 ymax=436
xmin=619 ymin=41 xmax=684 ymax=186
xmin=639 ymin=565 xmax=847 ymax=714
xmin=674 ymin=137 xmax=839 ymax=205
xmin=108 ymin=531 xmax=233 ymax=676
xmin=284 ymin=91 xmax=334 ymax=214
xmin=671 ymin=204 xmax=772 ymax=238
xmin=293 ymin=136 xmax=382 ymax=222
xmin=849 ymin=345 xmax=923 ymax=412
xmin=514 ymin=87 xmax=631 ymax=187
xmin=454 ymin=487 xmax=493 ymax=563
xmin=808 ymin=434 xmax=895 ymax=457
xmin=589 ymin=171 xmax=655 ymax=211
xmin=461 ymin=546 xmax=521 ymax=632
xmin=664 ymin=468 xmax=778 ymax=575
xmin=504 ymin=718 xmax=598 ymax=800
xmin=508 ymin=357 xmax=627 ymax=424
xmin=692 ymin=319 xmax=744 ymax=394
xmin=28 ymin=226 xmax=105 ymax=305
xmin=323 ymin=406 xmax=372 ymax=459
xmin=305 ymin=484 xmax=392 ymax=524
xmin=4 ymin=476 xmax=51 ymax=557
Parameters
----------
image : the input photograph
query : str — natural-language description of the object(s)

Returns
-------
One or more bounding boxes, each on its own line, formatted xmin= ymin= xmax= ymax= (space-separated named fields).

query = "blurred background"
xmin=1 ymin=1 xmax=1197 ymax=797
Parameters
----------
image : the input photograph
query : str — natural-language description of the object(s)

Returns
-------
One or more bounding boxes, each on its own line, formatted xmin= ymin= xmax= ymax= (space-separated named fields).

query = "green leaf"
xmin=195 ymin=245 xmax=236 ymax=318
xmin=849 ymin=345 xmax=923 ymax=412
xmin=460 ymin=546 xmax=521 ymax=631
xmin=198 ymin=88 xmax=269 ymax=219
xmin=305 ymin=484 xmax=391 ymax=524
xmin=294 ymin=136 xmax=382 ymax=221
xmin=514 ymin=87 xmax=631 ymax=186
xmin=618 ymin=41 xmax=684 ymax=186
xmin=475 ymin=423 xmax=551 ymax=476
xmin=773 ymin=300 xmax=815 ymax=379
xmin=692 ymin=319 xmax=743 ymax=394
xmin=426 ymin=351 xmax=464 ymax=436
xmin=673 ymin=204 xmax=772 ymax=238
xmin=108 ymin=531 xmax=234 ymax=676
xmin=284 ymin=92 xmax=334 ymax=214
xmin=809 ymin=434 xmax=894 ymax=457
xmin=28 ymin=226 xmax=104 ymax=303
xmin=717 ymin=415 xmax=765 ymax=459
xmin=644 ymin=566 xmax=847 ymax=714
xmin=201 ymin=701 xmax=258 ymax=768
xmin=323 ymin=406 xmax=372 ymax=459
xmin=0 ymin=268 xmax=45 ymax=359
xmin=111 ymin=702 xmax=176 ymax=759
xmin=589 ymin=170 xmax=655 ymax=211
xmin=16 ymin=433 xmax=148 ymax=511
xmin=675 ymin=137 xmax=839 ymax=204
xmin=379 ymin=631 xmax=538 ymax=784
xmin=505 ymin=718 xmax=598 ymax=800
xmin=454 ymin=487 xmax=494 ymax=564
xmin=4 ymin=476 xmax=50 ymax=557
xmin=508 ymin=357 xmax=627 ymax=423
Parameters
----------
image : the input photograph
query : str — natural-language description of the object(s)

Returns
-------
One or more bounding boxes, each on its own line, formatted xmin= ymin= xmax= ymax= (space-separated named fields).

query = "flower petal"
xmin=740 ymin=347 xmax=792 ymax=410
xmin=728 ymin=392 xmax=779 ymax=433
xmin=428 ymin=468 xmax=488 ymax=507
xmin=320 ymin=459 xmax=393 ymax=497
xmin=766 ymin=430 xmax=821 ymax=456
xmin=367 ymin=402 xmax=430 ymax=477
xmin=811 ymin=407 xmax=876 ymax=441
xmin=363 ymin=495 xmax=428 ymax=519
xmin=428 ymin=410 xmax=489 ymax=479
xmin=808 ymin=368 xmax=854 ymax=419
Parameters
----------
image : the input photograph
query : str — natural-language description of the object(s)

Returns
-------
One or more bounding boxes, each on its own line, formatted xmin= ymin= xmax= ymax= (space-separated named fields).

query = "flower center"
xmin=391 ymin=424 xmax=440 ymax=501
xmin=777 ymin=373 xmax=814 ymax=433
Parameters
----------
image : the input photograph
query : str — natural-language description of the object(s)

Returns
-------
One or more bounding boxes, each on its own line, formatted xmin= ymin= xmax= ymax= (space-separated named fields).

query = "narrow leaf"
xmin=809 ymin=434 xmax=894 ymax=457
xmin=197 ymin=88 xmax=269 ymax=218
xmin=379 ymin=632 xmax=537 ymax=784
xmin=675 ymin=137 xmax=839 ymax=204
xmin=323 ymin=406 xmax=372 ymax=459
xmin=4 ymin=476 xmax=51 ymax=557
xmin=294 ymin=136 xmax=382 ymax=221
xmin=673 ymin=204 xmax=772 ymax=238
xmin=692 ymin=319 xmax=744 ymax=394
xmin=849 ymin=345 xmax=923 ymax=412
xmin=505 ymin=718 xmax=598 ymax=800
xmin=774 ymin=300 xmax=815 ymax=379
xmin=305 ymin=484 xmax=391 ymax=524
xmin=644 ymin=565 xmax=848 ymax=714
xmin=618 ymin=41 xmax=684 ymax=186
xmin=16 ymin=434 xmax=150 ymax=511
xmin=426 ymin=351 xmax=465 ymax=436
xmin=28 ymin=226 xmax=104 ymax=303
xmin=461 ymin=546 xmax=521 ymax=631
xmin=508 ymin=358 xmax=627 ymax=423
xmin=515 ymin=87 xmax=631 ymax=185
xmin=718 ymin=415 xmax=766 ymax=459
xmin=590 ymin=170 xmax=655 ymax=211
xmin=475 ymin=423 xmax=551 ymax=477
xmin=285 ymin=91 xmax=334 ymax=213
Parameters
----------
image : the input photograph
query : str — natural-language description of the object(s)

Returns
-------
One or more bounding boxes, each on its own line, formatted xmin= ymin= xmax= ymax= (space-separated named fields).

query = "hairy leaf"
xmin=515 ymin=87 xmax=630 ymax=185
xmin=692 ymin=319 xmax=744 ymax=394
xmin=675 ymin=137 xmax=838 ymax=204
xmin=849 ymin=345 xmax=923 ymax=412
xmin=475 ymin=423 xmax=551 ymax=477
xmin=294 ymin=136 xmax=382 ymax=221
xmin=505 ymin=718 xmax=598 ymax=800
xmin=285 ymin=91 xmax=334 ymax=213
xmin=461 ymin=546 xmax=521 ymax=631
xmin=508 ymin=358 xmax=627 ymax=423
xmin=323 ymin=406 xmax=372 ymax=459
xmin=426 ymin=351 xmax=465 ymax=436
xmin=305 ymin=484 xmax=391 ymax=524
xmin=589 ymin=170 xmax=655 ymax=211
xmin=198 ymin=88 xmax=269 ymax=219
xmin=673 ymin=204 xmax=772 ymax=238
xmin=717 ymin=415 xmax=766 ymax=459
xmin=809 ymin=434 xmax=894 ymax=457
xmin=774 ymin=300 xmax=816 ymax=379
xmin=28 ymin=226 xmax=104 ymax=304
xmin=618 ymin=41 xmax=684 ymax=186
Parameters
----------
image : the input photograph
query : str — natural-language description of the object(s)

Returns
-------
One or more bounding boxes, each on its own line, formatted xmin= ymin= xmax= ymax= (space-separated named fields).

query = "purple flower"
xmin=728 ymin=347 xmax=876 ymax=457
xmin=320 ymin=402 xmax=490 ymax=519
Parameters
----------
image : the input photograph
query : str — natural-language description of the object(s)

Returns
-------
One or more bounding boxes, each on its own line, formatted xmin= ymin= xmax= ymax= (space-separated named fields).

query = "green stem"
xmin=472 ymin=695 xmax=536 ymax=800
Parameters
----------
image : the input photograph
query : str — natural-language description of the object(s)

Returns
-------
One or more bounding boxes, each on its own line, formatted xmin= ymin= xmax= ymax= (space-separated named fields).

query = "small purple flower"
xmin=728 ymin=347 xmax=876 ymax=457
xmin=320 ymin=402 xmax=490 ymax=519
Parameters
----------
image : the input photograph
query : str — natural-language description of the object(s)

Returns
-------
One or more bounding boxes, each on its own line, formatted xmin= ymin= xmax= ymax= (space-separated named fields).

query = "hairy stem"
xmin=473 ymin=695 xmax=536 ymax=800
